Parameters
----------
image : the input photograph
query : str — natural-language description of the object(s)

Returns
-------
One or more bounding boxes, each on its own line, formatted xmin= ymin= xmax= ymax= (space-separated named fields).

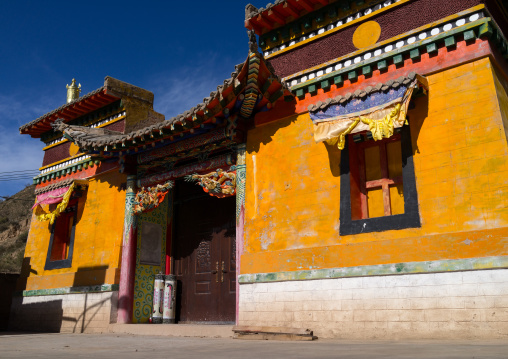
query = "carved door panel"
xmin=218 ymin=222 xmax=236 ymax=321
xmin=173 ymin=180 xmax=236 ymax=323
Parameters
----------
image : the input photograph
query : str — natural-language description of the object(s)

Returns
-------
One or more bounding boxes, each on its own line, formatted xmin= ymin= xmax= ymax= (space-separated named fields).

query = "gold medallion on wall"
xmin=353 ymin=21 xmax=381 ymax=49
xmin=69 ymin=142 xmax=80 ymax=157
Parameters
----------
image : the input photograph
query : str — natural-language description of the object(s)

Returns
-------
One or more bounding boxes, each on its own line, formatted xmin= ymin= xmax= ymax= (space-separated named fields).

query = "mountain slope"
xmin=0 ymin=185 xmax=35 ymax=273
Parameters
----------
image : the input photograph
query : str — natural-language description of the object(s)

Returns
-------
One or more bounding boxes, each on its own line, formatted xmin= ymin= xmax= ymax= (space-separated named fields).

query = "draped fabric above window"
xmin=34 ymin=179 xmax=88 ymax=224
xmin=310 ymin=75 xmax=426 ymax=150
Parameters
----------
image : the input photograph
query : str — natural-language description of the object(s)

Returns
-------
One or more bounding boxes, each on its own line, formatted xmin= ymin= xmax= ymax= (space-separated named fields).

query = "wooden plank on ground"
xmin=232 ymin=325 xmax=315 ymax=341
xmin=233 ymin=332 xmax=315 ymax=341
xmin=233 ymin=325 xmax=312 ymax=335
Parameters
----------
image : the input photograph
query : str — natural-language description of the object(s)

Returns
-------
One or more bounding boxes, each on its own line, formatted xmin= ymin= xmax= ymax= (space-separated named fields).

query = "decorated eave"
xmin=34 ymin=178 xmax=89 ymax=195
xmin=245 ymin=0 xmax=383 ymax=36
xmin=19 ymin=85 xmax=121 ymax=138
xmin=307 ymin=72 xmax=426 ymax=113
xmin=308 ymin=71 xmax=428 ymax=151
xmin=54 ymin=43 xmax=293 ymax=159
xmin=284 ymin=7 xmax=508 ymax=100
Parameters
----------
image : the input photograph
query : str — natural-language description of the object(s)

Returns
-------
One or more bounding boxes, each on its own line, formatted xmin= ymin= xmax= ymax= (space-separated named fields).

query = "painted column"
xmin=117 ymin=175 xmax=137 ymax=324
xmin=235 ymin=144 xmax=246 ymax=324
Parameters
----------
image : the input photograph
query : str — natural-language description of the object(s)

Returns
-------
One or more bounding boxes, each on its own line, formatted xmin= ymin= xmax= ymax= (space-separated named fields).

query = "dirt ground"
xmin=0 ymin=332 xmax=507 ymax=359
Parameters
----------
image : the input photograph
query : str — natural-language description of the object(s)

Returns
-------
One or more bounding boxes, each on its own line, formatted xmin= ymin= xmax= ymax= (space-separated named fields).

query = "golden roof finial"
xmin=66 ymin=78 xmax=81 ymax=103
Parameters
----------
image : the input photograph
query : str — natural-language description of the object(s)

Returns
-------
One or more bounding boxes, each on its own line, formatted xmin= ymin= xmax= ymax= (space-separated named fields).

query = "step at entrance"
xmin=109 ymin=323 xmax=233 ymax=338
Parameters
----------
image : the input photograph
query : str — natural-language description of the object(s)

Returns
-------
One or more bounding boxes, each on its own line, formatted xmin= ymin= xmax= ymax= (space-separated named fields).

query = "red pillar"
xmin=117 ymin=175 xmax=137 ymax=324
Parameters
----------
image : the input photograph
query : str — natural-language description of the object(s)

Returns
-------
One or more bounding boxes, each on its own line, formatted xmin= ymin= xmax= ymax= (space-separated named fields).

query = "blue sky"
xmin=0 ymin=0 xmax=269 ymax=198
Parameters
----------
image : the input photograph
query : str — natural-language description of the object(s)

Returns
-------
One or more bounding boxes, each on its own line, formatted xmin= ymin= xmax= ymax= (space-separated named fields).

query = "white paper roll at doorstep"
xmin=152 ymin=273 xmax=165 ymax=324
xmin=163 ymin=274 xmax=177 ymax=324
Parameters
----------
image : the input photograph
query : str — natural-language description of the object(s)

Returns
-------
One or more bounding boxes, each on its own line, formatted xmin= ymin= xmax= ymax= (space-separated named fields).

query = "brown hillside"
xmin=0 ymin=185 xmax=35 ymax=273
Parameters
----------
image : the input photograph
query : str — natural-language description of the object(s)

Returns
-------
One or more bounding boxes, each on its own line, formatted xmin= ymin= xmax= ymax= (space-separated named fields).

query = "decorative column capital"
xmin=236 ymin=144 xmax=246 ymax=166
xmin=126 ymin=175 xmax=137 ymax=195
xmin=236 ymin=145 xmax=247 ymax=220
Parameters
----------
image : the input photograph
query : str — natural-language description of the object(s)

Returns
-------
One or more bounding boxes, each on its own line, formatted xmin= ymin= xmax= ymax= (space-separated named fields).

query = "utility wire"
xmin=0 ymin=175 xmax=38 ymax=179
xmin=0 ymin=174 xmax=38 ymax=177
xmin=0 ymin=170 xmax=39 ymax=174
xmin=0 ymin=175 xmax=38 ymax=178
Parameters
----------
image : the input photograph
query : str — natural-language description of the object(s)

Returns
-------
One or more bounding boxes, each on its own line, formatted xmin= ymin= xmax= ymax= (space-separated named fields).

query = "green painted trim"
xmin=290 ymin=17 xmax=494 ymax=97
xmin=14 ymin=283 xmax=119 ymax=297
xmin=35 ymin=158 xmax=96 ymax=184
xmin=238 ymin=256 xmax=508 ymax=284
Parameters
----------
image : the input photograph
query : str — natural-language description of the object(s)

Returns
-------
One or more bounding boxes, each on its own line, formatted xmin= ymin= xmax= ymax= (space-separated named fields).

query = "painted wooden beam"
xmin=282 ymin=2 xmax=299 ymax=19
xmin=267 ymin=9 xmax=285 ymax=25
xmin=295 ymin=0 xmax=314 ymax=12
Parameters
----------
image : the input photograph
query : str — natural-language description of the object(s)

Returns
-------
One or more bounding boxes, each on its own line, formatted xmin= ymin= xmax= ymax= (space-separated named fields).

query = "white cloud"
xmin=0 ymin=94 xmax=55 ymax=197
xmin=148 ymin=52 xmax=245 ymax=118
xmin=0 ymin=51 xmax=247 ymax=197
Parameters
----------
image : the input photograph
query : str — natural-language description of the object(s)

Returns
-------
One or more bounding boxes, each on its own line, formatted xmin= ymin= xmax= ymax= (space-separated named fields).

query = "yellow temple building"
xmin=11 ymin=0 xmax=508 ymax=339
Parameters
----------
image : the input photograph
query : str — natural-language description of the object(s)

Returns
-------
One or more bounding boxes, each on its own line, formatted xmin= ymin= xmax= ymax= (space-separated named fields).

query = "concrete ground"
xmin=0 ymin=333 xmax=507 ymax=358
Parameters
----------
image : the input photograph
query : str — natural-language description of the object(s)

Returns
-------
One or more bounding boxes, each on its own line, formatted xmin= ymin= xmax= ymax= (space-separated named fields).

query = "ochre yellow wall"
xmin=241 ymin=57 xmax=508 ymax=275
xmin=20 ymin=170 xmax=127 ymax=291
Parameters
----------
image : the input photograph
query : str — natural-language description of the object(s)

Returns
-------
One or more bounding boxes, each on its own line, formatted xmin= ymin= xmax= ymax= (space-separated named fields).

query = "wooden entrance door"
xmin=173 ymin=180 xmax=236 ymax=323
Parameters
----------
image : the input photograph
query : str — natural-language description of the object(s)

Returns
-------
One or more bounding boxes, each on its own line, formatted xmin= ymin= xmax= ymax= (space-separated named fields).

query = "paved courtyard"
xmin=0 ymin=332 xmax=507 ymax=358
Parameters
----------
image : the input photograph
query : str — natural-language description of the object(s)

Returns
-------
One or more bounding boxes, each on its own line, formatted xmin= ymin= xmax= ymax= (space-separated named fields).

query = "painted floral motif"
xmin=184 ymin=166 xmax=236 ymax=198
xmin=133 ymin=181 xmax=174 ymax=214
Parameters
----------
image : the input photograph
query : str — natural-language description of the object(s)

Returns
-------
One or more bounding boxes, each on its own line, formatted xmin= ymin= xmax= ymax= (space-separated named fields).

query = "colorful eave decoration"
xmin=184 ymin=166 xmax=237 ymax=198
xmin=133 ymin=181 xmax=174 ymax=214
xmin=245 ymin=0 xmax=379 ymax=35
xmin=52 ymin=47 xmax=293 ymax=159
xmin=286 ymin=10 xmax=508 ymax=100
xmin=19 ymin=87 xmax=120 ymax=138
xmin=245 ymin=0 xmax=389 ymax=49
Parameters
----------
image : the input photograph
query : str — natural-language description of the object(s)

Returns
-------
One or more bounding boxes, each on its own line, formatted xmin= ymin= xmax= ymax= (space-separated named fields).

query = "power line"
xmin=0 ymin=174 xmax=38 ymax=177
xmin=0 ymin=175 xmax=38 ymax=178
xmin=0 ymin=177 xmax=38 ymax=179
xmin=0 ymin=170 xmax=39 ymax=174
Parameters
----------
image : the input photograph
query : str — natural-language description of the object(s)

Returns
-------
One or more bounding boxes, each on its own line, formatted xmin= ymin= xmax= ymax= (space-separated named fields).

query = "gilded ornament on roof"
xmin=66 ymin=78 xmax=82 ymax=103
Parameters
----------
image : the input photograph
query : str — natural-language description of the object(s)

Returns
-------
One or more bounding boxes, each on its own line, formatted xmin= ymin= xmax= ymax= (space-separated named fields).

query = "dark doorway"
xmin=173 ymin=179 xmax=236 ymax=323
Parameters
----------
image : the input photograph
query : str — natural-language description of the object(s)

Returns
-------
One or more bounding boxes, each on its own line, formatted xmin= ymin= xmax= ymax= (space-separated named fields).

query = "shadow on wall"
xmin=68 ymin=265 xmax=117 ymax=333
xmin=16 ymin=257 xmax=37 ymax=292
xmin=95 ymin=165 xmax=127 ymax=192
xmin=323 ymin=141 xmax=342 ymax=178
xmin=321 ymin=94 xmax=428 ymax=176
xmin=9 ymin=298 xmax=63 ymax=333
xmin=0 ymin=273 xmax=19 ymax=331
xmin=248 ymin=100 xmax=297 ymax=153
xmin=9 ymin=265 xmax=118 ymax=333
xmin=407 ymin=94 xmax=428 ymax=157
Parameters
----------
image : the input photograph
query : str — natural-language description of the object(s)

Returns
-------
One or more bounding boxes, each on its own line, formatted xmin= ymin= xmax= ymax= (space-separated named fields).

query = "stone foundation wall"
xmin=10 ymin=291 xmax=118 ymax=333
xmin=238 ymin=269 xmax=508 ymax=339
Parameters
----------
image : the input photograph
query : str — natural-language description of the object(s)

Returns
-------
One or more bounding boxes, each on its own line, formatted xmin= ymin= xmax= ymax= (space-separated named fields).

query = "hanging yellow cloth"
xmin=325 ymin=118 xmax=361 ymax=149
xmin=360 ymin=103 xmax=402 ymax=141
xmin=312 ymin=80 xmax=418 ymax=150
xmin=35 ymin=182 xmax=76 ymax=225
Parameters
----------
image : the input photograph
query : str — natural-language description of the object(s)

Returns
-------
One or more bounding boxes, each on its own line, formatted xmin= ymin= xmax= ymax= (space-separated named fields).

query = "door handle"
xmin=212 ymin=261 xmax=219 ymax=282
xmin=221 ymin=261 xmax=227 ymax=282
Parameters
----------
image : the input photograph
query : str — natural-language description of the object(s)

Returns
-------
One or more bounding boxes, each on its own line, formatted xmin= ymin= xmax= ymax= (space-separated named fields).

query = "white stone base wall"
xmin=238 ymin=269 xmax=508 ymax=339
xmin=10 ymin=291 xmax=118 ymax=333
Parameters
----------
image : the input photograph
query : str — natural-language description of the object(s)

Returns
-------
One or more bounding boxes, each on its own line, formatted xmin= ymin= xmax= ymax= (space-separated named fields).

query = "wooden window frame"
xmin=44 ymin=199 xmax=78 ymax=270
xmin=339 ymin=124 xmax=420 ymax=235
xmin=353 ymin=134 xmax=403 ymax=219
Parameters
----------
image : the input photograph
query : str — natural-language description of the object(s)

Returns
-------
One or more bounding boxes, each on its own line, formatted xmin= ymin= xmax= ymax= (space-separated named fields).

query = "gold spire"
xmin=66 ymin=78 xmax=81 ymax=103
